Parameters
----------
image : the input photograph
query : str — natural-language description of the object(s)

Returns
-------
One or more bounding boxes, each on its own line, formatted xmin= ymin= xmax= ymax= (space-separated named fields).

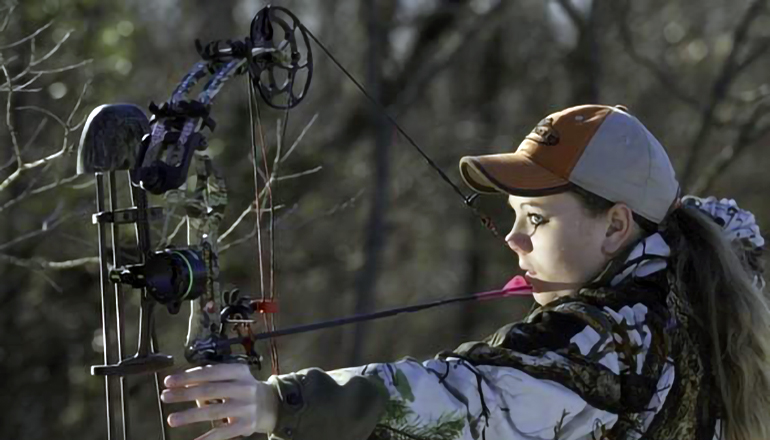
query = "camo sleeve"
xmin=265 ymin=299 xmax=669 ymax=440
xmin=266 ymin=356 xmax=617 ymax=440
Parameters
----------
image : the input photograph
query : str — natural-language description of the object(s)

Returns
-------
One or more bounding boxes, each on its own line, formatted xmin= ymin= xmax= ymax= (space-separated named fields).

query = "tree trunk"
xmin=349 ymin=0 xmax=392 ymax=365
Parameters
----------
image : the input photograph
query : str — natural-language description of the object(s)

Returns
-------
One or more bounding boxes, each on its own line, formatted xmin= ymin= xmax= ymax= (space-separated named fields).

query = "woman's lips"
xmin=524 ymin=270 xmax=553 ymax=293
xmin=524 ymin=271 xmax=542 ymax=292
xmin=523 ymin=273 xmax=581 ymax=294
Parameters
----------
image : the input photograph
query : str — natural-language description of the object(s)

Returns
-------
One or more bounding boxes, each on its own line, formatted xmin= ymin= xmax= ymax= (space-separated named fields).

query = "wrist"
xmin=256 ymin=380 xmax=280 ymax=434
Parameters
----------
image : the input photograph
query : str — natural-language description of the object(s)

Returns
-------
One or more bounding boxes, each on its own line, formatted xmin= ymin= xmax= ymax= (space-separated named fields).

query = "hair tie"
xmin=681 ymin=196 xmax=764 ymax=248
xmin=682 ymin=195 xmax=765 ymax=288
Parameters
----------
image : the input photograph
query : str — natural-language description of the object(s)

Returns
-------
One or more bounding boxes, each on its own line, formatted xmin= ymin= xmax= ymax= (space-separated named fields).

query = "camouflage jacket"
xmin=266 ymin=232 xmax=723 ymax=440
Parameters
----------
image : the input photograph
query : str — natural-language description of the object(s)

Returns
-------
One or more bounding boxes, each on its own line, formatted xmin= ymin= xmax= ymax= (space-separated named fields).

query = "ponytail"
xmin=663 ymin=198 xmax=770 ymax=440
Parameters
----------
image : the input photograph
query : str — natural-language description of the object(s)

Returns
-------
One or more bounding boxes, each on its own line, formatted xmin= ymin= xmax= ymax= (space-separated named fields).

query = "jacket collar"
xmin=585 ymin=232 xmax=671 ymax=290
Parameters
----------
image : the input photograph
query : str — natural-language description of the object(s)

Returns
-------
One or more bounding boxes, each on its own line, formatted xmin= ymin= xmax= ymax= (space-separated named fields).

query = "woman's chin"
xmin=532 ymin=291 xmax=559 ymax=306
xmin=526 ymin=276 xmax=580 ymax=305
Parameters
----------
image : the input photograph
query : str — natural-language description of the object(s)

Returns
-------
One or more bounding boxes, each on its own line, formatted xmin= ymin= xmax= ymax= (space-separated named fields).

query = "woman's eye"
xmin=527 ymin=213 xmax=546 ymax=226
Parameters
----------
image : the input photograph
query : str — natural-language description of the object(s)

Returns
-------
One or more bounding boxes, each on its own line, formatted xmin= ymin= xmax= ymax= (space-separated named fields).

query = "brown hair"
xmin=569 ymin=186 xmax=770 ymax=440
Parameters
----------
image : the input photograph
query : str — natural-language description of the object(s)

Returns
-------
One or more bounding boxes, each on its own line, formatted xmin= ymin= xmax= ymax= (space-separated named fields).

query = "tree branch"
xmin=734 ymin=36 xmax=770 ymax=77
xmin=0 ymin=253 xmax=99 ymax=269
xmin=0 ymin=148 xmax=67 ymax=192
xmin=0 ymin=4 xmax=16 ymax=34
xmin=0 ymin=118 xmax=45 ymax=172
xmin=690 ymin=100 xmax=770 ymax=195
xmin=0 ymin=72 xmax=41 ymax=92
xmin=29 ymin=59 xmax=92 ymax=75
xmin=614 ymin=0 xmax=702 ymax=110
xmin=0 ymin=210 xmax=84 ymax=252
xmin=318 ymin=0 xmax=510 ymax=156
xmin=0 ymin=173 xmax=89 ymax=214
xmin=29 ymin=29 xmax=73 ymax=67
xmin=0 ymin=79 xmax=89 ymax=192
xmin=1 ymin=62 xmax=21 ymax=168
xmin=0 ymin=20 xmax=53 ymax=50
xmin=680 ymin=0 xmax=767 ymax=188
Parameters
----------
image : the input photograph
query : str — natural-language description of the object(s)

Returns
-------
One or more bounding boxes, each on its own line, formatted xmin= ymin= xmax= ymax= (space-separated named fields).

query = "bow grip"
xmin=134 ymin=131 xmax=208 ymax=195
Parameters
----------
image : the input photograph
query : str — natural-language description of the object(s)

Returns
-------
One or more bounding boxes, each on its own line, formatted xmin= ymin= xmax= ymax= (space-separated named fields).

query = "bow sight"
xmin=78 ymin=6 xmax=311 ymax=439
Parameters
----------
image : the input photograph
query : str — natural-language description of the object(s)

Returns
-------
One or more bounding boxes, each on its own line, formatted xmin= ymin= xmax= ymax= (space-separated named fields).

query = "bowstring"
xmin=247 ymin=76 xmax=281 ymax=375
xmin=257 ymin=90 xmax=280 ymax=376
xmin=269 ymin=84 xmax=294 ymax=376
xmin=246 ymin=77 xmax=266 ymax=312
xmin=255 ymin=36 xmax=300 ymax=378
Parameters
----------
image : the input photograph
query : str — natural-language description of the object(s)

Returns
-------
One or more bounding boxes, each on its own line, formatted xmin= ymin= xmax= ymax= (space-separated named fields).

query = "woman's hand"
xmin=161 ymin=364 xmax=279 ymax=440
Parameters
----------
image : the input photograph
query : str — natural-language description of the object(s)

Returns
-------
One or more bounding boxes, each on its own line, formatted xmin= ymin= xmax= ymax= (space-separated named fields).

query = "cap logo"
xmin=525 ymin=117 xmax=560 ymax=146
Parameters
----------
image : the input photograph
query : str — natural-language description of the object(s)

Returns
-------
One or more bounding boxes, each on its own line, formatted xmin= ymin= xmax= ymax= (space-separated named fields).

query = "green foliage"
xmin=394 ymin=368 xmax=416 ymax=402
xmin=372 ymin=399 xmax=466 ymax=440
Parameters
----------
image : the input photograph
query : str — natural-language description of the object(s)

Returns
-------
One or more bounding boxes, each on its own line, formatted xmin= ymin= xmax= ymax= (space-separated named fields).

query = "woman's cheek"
xmin=551 ymin=233 xmax=587 ymax=280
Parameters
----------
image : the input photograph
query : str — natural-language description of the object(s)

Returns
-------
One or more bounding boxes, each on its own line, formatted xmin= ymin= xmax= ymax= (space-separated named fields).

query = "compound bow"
xmin=77 ymin=5 xmax=519 ymax=440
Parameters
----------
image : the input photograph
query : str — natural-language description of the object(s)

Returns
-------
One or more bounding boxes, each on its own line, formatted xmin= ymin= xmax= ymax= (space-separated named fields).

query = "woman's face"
xmin=506 ymin=193 xmax=613 ymax=305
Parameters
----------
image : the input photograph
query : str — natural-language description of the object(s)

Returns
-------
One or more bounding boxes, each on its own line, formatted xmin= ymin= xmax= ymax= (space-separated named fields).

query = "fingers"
xmin=165 ymin=364 xmax=251 ymax=388
xmin=167 ymin=401 xmax=251 ymax=428
xmin=162 ymin=364 xmax=273 ymax=437
xmin=161 ymin=382 xmax=253 ymax=403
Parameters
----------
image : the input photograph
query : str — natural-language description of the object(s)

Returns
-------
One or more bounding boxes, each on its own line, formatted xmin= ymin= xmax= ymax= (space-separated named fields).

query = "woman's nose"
xmin=505 ymin=230 xmax=533 ymax=254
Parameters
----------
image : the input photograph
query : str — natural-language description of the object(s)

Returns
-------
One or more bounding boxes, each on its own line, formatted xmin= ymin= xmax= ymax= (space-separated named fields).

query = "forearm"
xmin=266 ymin=356 xmax=619 ymax=440
xmin=267 ymin=367 xmax=389 ymax=440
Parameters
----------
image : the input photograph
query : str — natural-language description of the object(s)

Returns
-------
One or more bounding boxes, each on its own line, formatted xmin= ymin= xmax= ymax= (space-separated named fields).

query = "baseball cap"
xmin=458 ymin=104 xmax=679 ymax=224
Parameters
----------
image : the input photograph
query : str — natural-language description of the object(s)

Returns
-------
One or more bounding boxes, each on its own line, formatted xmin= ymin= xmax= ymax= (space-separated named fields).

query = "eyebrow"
xmin=507 ymin=200 xmax=544 ymax=209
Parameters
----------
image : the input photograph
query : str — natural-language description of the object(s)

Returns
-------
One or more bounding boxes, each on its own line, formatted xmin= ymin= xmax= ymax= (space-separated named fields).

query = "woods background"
xmin=2 ymin=0 xmax=769 ymax=438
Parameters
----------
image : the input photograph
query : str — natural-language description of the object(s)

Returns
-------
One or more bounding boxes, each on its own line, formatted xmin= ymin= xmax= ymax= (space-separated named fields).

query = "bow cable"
xmin=239 ymin=12 xmax=503 ymax=374
xmin=247 ymin=76 xmax=281 ymax=375
xmin=299 ymin=25 xmax=501 ymax=237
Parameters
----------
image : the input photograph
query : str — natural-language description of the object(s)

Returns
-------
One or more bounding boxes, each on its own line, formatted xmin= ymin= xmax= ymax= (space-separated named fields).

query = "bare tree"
xmin=615 ymin=0 xmax=770 ymax=194
xmin=0 ymin=6 xmax=95 ymax=276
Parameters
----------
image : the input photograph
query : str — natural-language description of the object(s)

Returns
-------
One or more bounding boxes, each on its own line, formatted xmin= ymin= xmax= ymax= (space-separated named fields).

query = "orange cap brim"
xmin=459 ymin=153 xmax=571 ymax=196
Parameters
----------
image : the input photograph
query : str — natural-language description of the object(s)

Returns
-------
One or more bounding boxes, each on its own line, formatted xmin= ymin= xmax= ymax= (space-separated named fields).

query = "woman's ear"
xmin=602 ymin=203 xmax=636 ymax=255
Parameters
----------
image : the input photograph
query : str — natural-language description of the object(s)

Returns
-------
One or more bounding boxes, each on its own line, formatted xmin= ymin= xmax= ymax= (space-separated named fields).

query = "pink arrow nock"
xmin=473 ymin=275 xmax=533 ymax=301
xmin=502 ymin=275 xmax=534 ymax=295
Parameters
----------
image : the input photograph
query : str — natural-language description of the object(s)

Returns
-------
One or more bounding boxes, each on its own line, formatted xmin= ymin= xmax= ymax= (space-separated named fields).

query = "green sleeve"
xmin=267 ymin=367 xmax=389 ymax=440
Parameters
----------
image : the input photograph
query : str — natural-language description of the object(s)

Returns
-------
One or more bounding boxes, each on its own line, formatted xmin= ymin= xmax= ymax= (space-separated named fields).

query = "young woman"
xmin=160 ymin=105 xmax=770 ymax=440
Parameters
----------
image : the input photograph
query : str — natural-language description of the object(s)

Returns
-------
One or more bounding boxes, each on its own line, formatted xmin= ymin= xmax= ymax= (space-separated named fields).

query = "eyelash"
xmin=510 ymin=210 xmax=548 ymax=227
xmin=527 ymin=213 xmax=547 ymax=226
